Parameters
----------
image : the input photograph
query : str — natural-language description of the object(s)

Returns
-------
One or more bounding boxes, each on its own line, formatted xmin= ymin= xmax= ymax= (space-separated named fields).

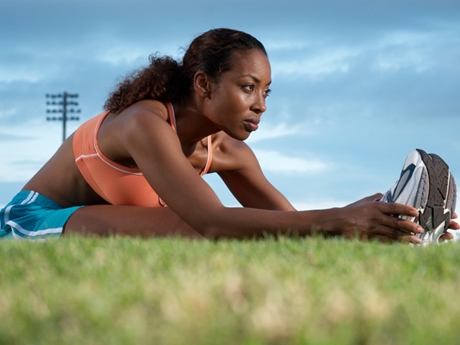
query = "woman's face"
xmin=204 ymin=49 xmax=271 ymax=141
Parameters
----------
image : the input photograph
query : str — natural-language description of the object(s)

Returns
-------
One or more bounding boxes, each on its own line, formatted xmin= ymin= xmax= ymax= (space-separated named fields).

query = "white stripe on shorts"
xmin=20 ymin=191 xmax=36 ymax=205
xmin=6 ymin=220 xmax=63 ymax=237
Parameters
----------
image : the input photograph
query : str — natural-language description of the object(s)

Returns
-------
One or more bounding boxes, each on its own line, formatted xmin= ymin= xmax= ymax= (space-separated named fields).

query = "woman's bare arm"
xmin=121 ymin=106 xmax=422 ymax=243
xmin=210 ymin=134 xmax=295 ymax=211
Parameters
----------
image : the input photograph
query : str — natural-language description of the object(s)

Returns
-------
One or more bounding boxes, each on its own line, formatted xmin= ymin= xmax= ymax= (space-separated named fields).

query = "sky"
xmin=1 ymin=0 xmax=460 ymax=212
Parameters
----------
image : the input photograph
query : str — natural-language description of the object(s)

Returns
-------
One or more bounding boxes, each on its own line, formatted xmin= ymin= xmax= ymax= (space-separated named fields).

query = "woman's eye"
xmin=264 ymin=89 xmax=271 ymax=97
xmin=243 ymin=85 xmax=254 ymax=92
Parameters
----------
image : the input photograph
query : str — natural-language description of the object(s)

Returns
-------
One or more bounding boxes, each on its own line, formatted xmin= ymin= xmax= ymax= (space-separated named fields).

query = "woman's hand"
xmin=439 ymin=213 xmax=459 ymax=242
xmin=337 ymin=193 xmax=423 ymax=244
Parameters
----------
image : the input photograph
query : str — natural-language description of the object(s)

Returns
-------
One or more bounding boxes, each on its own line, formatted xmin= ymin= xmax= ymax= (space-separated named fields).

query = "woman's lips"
xmin=243 ymin=118 xmax=259 ymax=132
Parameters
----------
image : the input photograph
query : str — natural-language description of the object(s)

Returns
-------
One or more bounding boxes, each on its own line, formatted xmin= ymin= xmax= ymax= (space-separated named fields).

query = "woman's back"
xmin=22 ymin=132 xmax=108 ymax=208
xmin=23 ymin=100 xmax=215 ymax=208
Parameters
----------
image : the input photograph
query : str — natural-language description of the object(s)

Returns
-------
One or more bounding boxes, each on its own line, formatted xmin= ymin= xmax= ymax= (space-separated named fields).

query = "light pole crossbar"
xmin=46 ymin=92 xmax=81 ymax=143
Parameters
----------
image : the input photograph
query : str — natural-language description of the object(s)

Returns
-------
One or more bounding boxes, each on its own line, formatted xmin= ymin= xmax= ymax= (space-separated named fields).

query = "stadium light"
xmin=46 ymin=92 xmax=81 ymax=143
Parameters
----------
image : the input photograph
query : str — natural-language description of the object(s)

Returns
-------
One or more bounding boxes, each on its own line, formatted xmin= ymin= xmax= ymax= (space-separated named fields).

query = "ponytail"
xmin=104 ymin=54 xmax=188 ymax=113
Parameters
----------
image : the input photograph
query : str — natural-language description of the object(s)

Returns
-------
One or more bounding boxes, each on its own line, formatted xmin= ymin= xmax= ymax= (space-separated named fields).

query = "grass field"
xmin=1 ymin=235 xmax=460 ymax=345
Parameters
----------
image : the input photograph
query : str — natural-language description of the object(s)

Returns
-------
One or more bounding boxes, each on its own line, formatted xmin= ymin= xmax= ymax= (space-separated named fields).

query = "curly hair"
xmin=104 ymin=28 xmax=267 ymax=113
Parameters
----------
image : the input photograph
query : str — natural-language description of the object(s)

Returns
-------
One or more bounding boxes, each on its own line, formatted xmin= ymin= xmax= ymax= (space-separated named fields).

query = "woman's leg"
xmin=63 ymin=205 xmax=204 ymax=239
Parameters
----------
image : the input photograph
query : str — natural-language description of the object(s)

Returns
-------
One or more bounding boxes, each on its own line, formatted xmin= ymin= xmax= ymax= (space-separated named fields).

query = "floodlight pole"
xmin=46 ymin=92 xmax=81 ymax=143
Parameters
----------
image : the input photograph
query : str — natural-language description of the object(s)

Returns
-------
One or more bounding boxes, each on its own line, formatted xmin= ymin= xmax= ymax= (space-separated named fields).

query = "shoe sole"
xmin=415 ymin=149 xmax=456 ymax=244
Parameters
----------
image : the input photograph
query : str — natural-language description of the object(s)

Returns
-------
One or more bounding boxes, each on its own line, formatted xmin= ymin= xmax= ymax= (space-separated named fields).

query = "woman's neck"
xmin=171 ymin=96 xmax=220 ymax=148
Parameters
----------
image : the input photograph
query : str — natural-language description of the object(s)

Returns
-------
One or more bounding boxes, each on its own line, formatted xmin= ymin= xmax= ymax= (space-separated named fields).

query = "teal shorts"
xmin=0 ymin=191 xmax=83 ymax=241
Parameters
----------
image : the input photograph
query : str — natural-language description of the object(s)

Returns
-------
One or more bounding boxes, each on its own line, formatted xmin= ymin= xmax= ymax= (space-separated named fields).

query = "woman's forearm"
xmin=197 ymin=207 xmax=343 ymax=239
xmin=192 ymin=196 xmax=423 ymax=242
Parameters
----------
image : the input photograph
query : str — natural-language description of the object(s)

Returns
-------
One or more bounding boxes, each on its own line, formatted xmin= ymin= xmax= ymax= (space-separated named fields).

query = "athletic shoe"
xmin=380 ymin=149 xmax=456 ymax=245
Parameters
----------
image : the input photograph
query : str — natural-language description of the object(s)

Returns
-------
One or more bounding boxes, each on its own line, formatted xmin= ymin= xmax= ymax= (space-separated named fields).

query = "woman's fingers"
xmin=378 ymin=202 xmax=419 ymax=218
xmin=448 ymin=219 xmax=460 ymax=230
xmin=439 ymin=232 xmax=454 ymax=242
xmin=378 ymin=214 xmax=423 ymax=235
xmin=367 ymin=229 xmax=421 ymax=244
xmin=377 ymin=225 xmax=421 ymax=243
xmin=373 ymin=201 xmax=422 ymax=235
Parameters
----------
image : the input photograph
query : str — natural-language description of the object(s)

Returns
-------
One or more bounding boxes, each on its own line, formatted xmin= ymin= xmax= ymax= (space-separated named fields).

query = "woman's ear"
xmin=194 ymin=71 xmax=212 ymax=98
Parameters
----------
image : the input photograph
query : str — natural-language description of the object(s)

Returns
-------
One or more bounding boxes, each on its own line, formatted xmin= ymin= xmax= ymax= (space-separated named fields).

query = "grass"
xmin=1 ymin=235 xmax=460 ymax=345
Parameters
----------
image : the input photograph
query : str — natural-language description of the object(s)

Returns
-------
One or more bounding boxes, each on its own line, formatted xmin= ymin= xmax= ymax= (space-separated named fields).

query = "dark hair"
xmin=104 ymin=28 xmax=267 ymax=113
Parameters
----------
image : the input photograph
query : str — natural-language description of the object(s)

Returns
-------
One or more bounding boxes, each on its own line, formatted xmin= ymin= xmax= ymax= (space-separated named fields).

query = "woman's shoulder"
xmin=212 ymin=131 xmax=249 ymax=152
xmin=98 ymin=100 xmax=176 ymax=160
xmin=109 ymin=100 xmax=174 ymax=138
xmin=100 ymin=100 xmax=172 ymax=141
xmin=119 ymin=100 xmax=170 ymax=121
xmin=210 ymin=132 xmax=256 ymax=172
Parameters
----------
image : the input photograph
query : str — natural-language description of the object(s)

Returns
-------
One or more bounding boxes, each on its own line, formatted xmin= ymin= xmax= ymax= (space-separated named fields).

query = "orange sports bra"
xmin=73 ymin=102 xmax=213 ymax=207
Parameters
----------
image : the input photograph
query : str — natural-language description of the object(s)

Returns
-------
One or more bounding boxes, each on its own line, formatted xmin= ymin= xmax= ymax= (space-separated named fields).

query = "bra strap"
xmin=200 ymin=136 xmax=213 ymax=176
xmin=167 ymin=102 xmax=176 ymax=131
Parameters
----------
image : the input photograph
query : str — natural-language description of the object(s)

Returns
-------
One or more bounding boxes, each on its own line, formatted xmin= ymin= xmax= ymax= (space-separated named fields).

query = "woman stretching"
xmin=1 ymin=28 xmax=457 ymax=243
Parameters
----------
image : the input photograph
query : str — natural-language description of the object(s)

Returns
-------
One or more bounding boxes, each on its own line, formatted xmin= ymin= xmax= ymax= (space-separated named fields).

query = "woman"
xmin=1 ymin=28 xmax=457 ymax=242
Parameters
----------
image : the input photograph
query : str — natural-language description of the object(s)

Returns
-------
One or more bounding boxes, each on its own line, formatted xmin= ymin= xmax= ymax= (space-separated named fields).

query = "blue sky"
xmin=1 ymin=0 xmax=459 ymax=210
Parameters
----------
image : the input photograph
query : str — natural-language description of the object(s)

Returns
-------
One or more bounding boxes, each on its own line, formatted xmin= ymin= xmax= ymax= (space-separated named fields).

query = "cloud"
xmin=269 ymin=29 xmax=443 ymax=81
xmin=291 ymin=199 xmax=351 ymax=211
xmin=246 ymin=122 xmax=303 ymax=143
xmin=253 ymin=150 xmax=330 ymax=174
xmin=0 ymin=132 xmax=35 ymax=142
xmin=271 ymin=48 xmax=355 ymax=79
xmin=266 ymin=16 xmax=460 ymax=92
xmin=0 ymin=122 xmax=64 ymax=182
xmin=0 ymin=154 xmax=49 ymax=182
